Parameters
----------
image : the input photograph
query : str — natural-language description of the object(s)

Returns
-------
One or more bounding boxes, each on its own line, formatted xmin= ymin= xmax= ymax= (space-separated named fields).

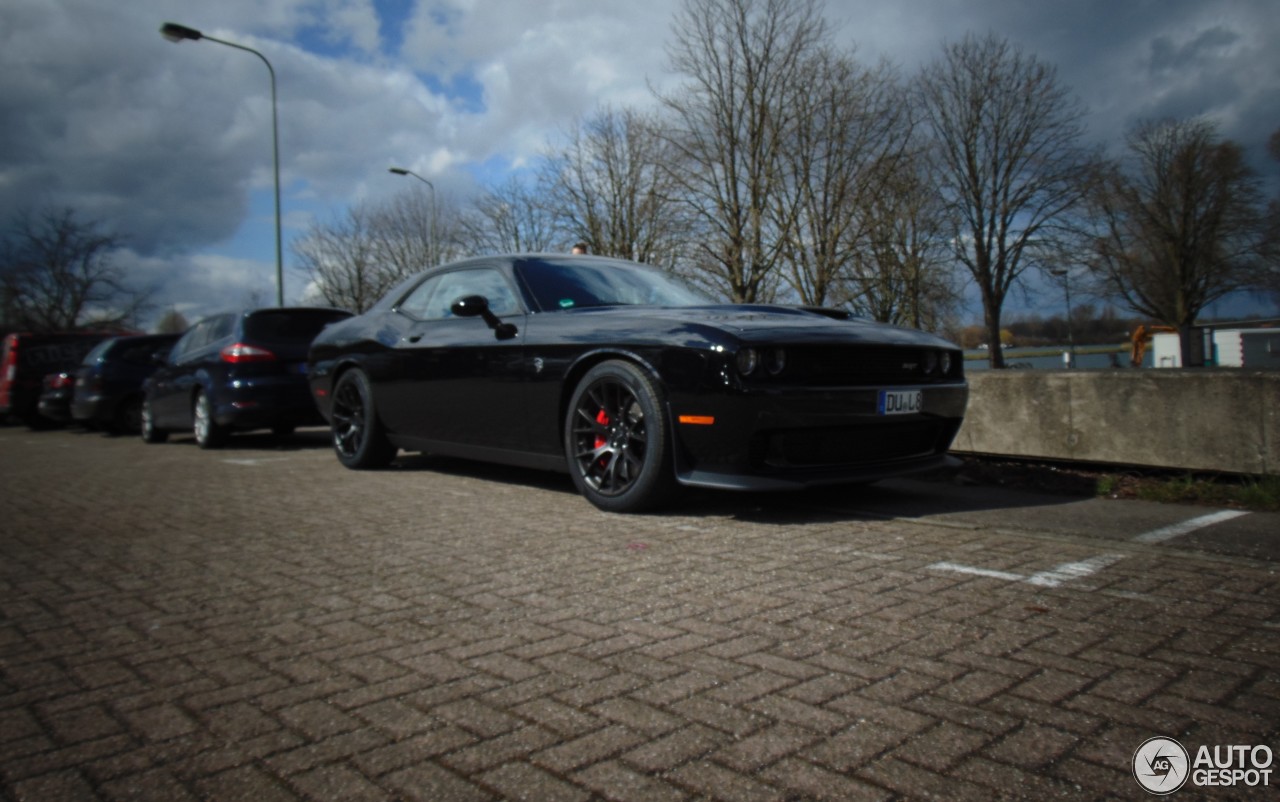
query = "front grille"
xmin=785 ymin=346 xmax=961 ymax=386
xmin=760 ymin=420 xmax=946 ymax=468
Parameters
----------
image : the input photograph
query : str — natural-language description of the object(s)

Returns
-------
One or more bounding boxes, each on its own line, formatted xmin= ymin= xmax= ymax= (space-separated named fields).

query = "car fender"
xmin=557 ymin=346 xmax=682 ymax=472
xmin=559 ymin=347 xmax=665 ymax=418
xmin=319 ymin=354 xmax=398 ymax=424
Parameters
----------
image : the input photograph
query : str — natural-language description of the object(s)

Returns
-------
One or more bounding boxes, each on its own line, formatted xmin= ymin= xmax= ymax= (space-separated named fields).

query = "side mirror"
xmin=450 ymin=295 xmax=518 ymax=340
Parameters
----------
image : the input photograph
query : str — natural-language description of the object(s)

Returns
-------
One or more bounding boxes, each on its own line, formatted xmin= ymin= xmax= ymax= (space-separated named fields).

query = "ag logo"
xmin=1134 ymin=736 xmax=1190 ymax=794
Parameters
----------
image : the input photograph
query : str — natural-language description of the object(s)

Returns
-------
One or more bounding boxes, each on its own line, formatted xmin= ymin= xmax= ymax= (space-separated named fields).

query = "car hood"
xmin=568 ymin=305 xmax=958 ymax=349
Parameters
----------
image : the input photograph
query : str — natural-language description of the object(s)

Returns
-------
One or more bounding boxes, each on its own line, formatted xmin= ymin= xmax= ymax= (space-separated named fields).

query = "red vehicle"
xmin=0 ymin=332 xmax=127 ymax=426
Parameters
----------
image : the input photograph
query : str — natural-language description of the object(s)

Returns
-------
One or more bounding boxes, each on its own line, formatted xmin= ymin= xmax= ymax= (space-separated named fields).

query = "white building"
xmin=1151 ymin=328 xmax=1280 ymax=369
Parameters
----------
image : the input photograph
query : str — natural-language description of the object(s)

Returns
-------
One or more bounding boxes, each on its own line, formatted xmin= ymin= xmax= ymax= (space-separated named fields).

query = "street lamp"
xmin=388 ymin=167 xmax=433 ymax=192
xmin=161 ymin=22 xmax=284 ymax=307
xmin=388 ymin=167 xmax=438 ymax=267
xmin=1050 ymin=267 xmax=1076 ymax=367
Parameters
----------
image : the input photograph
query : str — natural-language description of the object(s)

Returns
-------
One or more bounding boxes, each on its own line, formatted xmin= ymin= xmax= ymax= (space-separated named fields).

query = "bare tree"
xmin=657 ymin=0 xmax=829 ymax=303
xmin=544 ymin=106 xmax=694 ymax=267
xmin=777 ymin=50 xmax=913 ymax=306
xmin=1263 ymin=128 xmax=1280 ymax=304
xmin=458 ymin=175 xmax=562 ymax=255
xmin=1085 ymin=117 xmax=1267 ymax=360
xmin=843 ymin=148 xmax=962 ymax=331
xmin=377 ymin=189 xmax=463 ymax=277
xmin=917 ymin=33 xmax=1097 ymax=367
xmin=294 ymin=187 xmax=466 ymax=313
xmin=1 ymin=207 xmax=150 ymax=331
xmin=293 ymin=203 xmax=396 ymax=313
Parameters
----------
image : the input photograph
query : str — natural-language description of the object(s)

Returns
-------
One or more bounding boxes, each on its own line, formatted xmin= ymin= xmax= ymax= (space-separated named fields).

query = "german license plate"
xmin=878 ymin=389 xmax=922 ymax=415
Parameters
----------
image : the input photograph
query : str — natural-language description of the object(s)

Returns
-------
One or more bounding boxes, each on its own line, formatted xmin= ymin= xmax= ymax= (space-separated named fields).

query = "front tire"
xmin=330 ymin=369 xmax=395 ymax=469
xmin=565 ymin=360 xmax=676 ymax=513
xmin=193 ymin=390 xmax=227 ymax=449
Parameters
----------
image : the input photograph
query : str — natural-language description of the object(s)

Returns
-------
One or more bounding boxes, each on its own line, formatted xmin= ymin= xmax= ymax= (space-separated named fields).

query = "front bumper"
xmin=668 ymin=382 xmax=968 ymax=491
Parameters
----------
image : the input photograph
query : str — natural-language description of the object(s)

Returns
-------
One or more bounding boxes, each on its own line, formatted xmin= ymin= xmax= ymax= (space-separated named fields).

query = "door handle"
xmin=406 ymin=334 xmax=423 ymax=343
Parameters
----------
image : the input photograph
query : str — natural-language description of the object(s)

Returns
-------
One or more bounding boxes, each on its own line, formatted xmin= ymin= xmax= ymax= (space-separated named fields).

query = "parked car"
xmin=66 ymin=334 xmax=183 ymax=433
xmin=307 ymin=254 xmax=968 ymax=512
xmin=1 ymin=331 xmax=125 ymax=427
xmin=141 ymin=307 xmax=352 ymax=448
xmin=35 ymin=371 xmax=76 ymax=425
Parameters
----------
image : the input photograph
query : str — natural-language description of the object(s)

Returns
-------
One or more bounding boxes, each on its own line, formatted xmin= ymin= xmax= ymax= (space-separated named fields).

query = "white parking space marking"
xmin=928 ymin=553 xmax=1125 ymax=588
xmin=1024 ymin=554 xmax=1126 ymax=587
xmin=221 ymin=457 xmax=293 ymax=466
xmin=927 ymin=562 xmax=1027 ymax=583
xmin=1132 ymin=510 xmax=1250 ymax=544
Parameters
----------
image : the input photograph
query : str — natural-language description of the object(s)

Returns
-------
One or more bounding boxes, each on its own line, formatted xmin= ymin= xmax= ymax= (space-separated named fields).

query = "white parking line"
xmin=1024 ymin=554 xmax=1126 ymax=587
xmin=925 ymin=507 xmax=1253 ymax=590
xmin=928 ymin=553 xmax=1126 ymax=588
xmin=221 ymin=457 xmax=292 ymax=466
xmin=927 ymin=562 xmax=1026 ymax=583
xmin=1132 ymin=510 xmax=1250 ymax=544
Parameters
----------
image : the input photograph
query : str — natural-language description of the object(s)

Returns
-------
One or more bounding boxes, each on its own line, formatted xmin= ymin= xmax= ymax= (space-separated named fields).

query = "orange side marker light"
xmin=678 ymin=415 xmax=715 ymax=425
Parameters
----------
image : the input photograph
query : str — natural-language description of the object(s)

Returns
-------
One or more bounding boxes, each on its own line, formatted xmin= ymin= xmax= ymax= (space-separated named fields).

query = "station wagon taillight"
xmin=220 ymin=343 xmax=277 ymax=363
xmin=1 ymin=336 xmax=17 ymax=402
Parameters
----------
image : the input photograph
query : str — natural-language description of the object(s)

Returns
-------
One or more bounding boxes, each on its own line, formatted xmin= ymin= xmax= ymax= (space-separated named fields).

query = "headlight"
xmin=735 ymin=348 xmax=759 ymax=376
xmin=939 ymin=351 xmax=953 ymax=376
xmin=923 ymin=351 xmax=938 ymax=375
xmin=764 ymin=348 xmax=787 ymax=375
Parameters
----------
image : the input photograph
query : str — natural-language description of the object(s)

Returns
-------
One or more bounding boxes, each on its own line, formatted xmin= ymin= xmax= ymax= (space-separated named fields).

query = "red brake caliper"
xmin=594 ymin=409 xmax=610 ymax=451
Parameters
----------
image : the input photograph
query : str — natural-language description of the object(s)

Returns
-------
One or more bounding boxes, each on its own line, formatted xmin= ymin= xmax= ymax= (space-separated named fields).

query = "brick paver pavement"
xmin=1 ymin=427 xmax=1277 ymax=800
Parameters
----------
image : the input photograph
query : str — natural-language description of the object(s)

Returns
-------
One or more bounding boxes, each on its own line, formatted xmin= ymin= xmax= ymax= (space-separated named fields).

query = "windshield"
xmin=515 ymin=258 xmax=710 ymax=312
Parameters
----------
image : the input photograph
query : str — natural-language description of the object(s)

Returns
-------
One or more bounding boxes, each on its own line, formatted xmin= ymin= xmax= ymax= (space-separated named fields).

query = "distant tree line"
xmin=952 ymin=305 xmax=1141 ymax=350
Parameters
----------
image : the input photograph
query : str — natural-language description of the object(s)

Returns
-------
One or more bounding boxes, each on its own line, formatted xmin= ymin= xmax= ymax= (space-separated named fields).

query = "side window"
xmin=174 ymin=316 xmax=233 ymax=363
xmin=397 ymin=269 xmax=520 ymax=321
xmin=208 ymin=315 xmax=236 ymax=344
xmin=396 ymin=275 xmax=443 ymax=320
xmin=172 ymin=323 xmax=208 ymax=362
xmin=430 ymin=269 xmax=520 ymax=318
xmin=121 ymin=342 xmax=162 ymax=365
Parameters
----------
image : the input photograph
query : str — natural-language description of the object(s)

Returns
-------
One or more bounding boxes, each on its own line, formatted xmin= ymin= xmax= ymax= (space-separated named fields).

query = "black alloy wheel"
xmin=140 ymin=397 xmax=168 ymax=443
xmin=330 ymin=369 xmax=395 ymax=469
xmin=565 ymin=360 xmax=675 ymax=513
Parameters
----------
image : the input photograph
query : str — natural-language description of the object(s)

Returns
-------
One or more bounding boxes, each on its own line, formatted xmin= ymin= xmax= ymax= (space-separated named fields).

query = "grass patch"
xmin=1099 ymin=471 xmax=1280 ymax=512
xmin=1235 ymin=474 xmax=1280 ymax=511
xmin=955 ymin=456 xmax=1279 ymax=512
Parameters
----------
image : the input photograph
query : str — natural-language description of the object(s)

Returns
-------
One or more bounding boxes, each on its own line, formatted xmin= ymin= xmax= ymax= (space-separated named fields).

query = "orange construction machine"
xmin=1129 ymin=324 xmax=1177 ymax=367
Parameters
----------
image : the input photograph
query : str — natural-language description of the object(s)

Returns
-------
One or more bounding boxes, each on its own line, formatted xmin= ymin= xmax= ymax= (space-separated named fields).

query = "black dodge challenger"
xmin=307 ymin=254 xmax=968 ymax=512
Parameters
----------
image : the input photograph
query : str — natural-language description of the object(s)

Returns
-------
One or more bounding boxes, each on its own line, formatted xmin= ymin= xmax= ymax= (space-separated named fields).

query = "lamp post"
xmin=1050 ymin=267 xmax=1076 ymax=367
xmin=388 ymin=167 xmax=438 ymax=267
xmin=161 ymin=22 xmax=284 ymax=307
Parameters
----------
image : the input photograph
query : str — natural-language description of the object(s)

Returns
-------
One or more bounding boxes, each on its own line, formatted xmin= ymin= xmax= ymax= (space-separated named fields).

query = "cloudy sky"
xmin=2 ymin=0 xmax=1277 ymax=326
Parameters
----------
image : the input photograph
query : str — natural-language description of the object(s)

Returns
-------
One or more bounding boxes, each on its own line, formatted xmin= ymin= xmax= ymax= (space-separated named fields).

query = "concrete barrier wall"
xmin=950 ymin=370 xmax=1279 ymax=475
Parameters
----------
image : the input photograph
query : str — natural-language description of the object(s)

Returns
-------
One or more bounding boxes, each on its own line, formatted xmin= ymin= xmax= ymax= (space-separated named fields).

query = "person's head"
xmin=571 ymin=242 xmax=589 ymax=255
